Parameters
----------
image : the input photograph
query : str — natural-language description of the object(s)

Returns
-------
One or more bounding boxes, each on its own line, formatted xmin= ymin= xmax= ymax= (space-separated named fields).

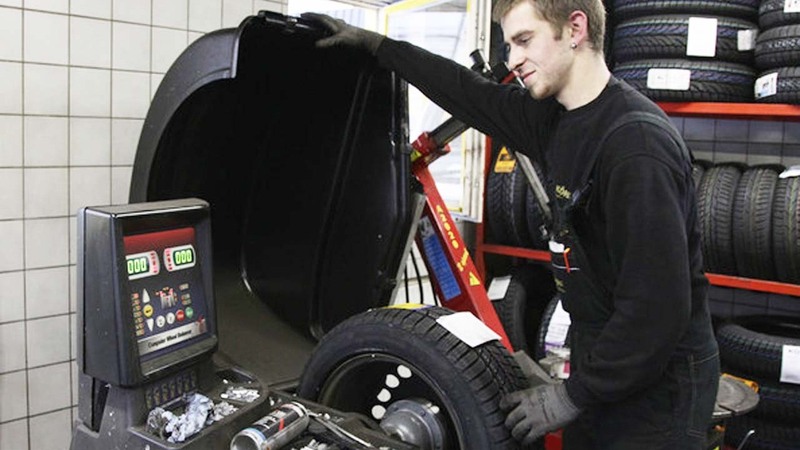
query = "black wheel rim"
xmin=317 ymin=352 xmax=461 ymax=449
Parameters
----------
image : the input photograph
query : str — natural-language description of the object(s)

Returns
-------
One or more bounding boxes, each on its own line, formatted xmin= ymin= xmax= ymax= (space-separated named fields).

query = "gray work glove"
xmin=301 ymin=12 xmax=385 ymax=55
xmin=500 ymin=382 xmax=581 ymax=445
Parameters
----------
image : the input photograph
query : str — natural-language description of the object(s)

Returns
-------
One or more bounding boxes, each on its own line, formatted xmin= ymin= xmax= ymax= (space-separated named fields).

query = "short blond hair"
xmin=492 ymin=0 xmax=606 ymax=51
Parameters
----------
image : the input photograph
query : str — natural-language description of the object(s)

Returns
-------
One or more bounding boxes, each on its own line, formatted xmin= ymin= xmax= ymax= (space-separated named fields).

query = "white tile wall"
xmin=0 ymin=322 xmax=26 ymax=372
xmin=0 ymin=371 xmax=28 ymax=422
xmin=27 ymin=363 xmax=71 ymax=415
xmin=70 ymin=118 xmax=111 ymax=165
xmin=0 ymin=2 xmax=290 ymax=449
xmin=0 ymin=63 xmax=22 ymax=114
xmin=24 ymin=64 xmax=68 ymax=115
xmin=23 ymin=117 xmax=68 ymax=166
xmin=70 ymin=17 xmax=111 ymax=67
xmin=0 ymin=8 xmax=22 ymax=61
xmin=23 ymin=168 xmax=69 ymax=217
xmin=24 ymin=11 xmax=69 ymax=65
xmin=0 ymin=169 xmax=23 ymax=220
xmin=153 ymin=0 xmax=187 ymax=29
xmin=26 ymin=316 xmax=71 ymax=367
xmin=29 ymin=409 xmax=72 ymax=450
xmin=69 ymin=68 xmax=111 ymax=116
xmin=0 ymin=221 xmax=24 ymax=272
xmin=70 ymin=0 xmax=110 ymax=19
xmin=0 ymin=272 xmax=25 ymax=322
xmin=0 ymin=420 xmax=27 ymax=450
xmin=0 ymin=116 xmax=23 ymax=166
xmin=24 ymin=218 xmax=69 ymax=269
xmin=25 ymin=267 xmax=70 ymax=318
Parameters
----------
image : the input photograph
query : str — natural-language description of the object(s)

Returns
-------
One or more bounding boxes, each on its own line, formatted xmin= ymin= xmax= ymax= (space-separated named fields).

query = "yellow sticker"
xmin=493 ymin=147 xmax=516 ymax=173
xmin=386 ymin=303 xmax=430 ymax=310
xmin=469 ymin=271 xmax=481 ymax=286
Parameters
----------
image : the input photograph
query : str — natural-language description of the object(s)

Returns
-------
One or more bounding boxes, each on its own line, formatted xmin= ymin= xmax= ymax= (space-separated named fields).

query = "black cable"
xmin=410 ymin=246 xmax=425 ymax=303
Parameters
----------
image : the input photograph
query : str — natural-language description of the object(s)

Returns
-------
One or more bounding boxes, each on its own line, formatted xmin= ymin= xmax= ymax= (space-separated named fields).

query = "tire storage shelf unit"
xmin=475 ymin=101 xmax=800 ymax=450
xmin=475 ymin=101 xmax=800 ymax=298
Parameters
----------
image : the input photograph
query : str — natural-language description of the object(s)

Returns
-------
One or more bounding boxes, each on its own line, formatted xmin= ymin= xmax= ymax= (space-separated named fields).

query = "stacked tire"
xmin=490 ymin=263 xmax=556 ymax=356
xmin=694 ymin=160 xmax=800 ymax=283
xmin=486 ymin=147 xmax=548 ymax=250
xmin=611 ymin=0 xmax=760 ymax=102
xmin=715 ymin=315 xmax=800 ymax=449
xmin=754 ymin=0 xmax=800 ymax=103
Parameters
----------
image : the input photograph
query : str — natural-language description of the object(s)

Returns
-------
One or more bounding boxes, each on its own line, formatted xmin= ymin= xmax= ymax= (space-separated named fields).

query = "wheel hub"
xmin=379 ymin=398 xmax=446 ymax=450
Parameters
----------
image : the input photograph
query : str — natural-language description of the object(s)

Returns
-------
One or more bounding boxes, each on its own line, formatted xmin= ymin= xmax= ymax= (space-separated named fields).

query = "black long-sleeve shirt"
xmin=376 ymin=39 xmax=715 ymax=408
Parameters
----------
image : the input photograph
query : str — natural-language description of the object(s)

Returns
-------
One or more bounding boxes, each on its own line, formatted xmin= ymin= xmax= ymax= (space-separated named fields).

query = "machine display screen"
xmin=123 ymin=227 xmax=209 ymax=361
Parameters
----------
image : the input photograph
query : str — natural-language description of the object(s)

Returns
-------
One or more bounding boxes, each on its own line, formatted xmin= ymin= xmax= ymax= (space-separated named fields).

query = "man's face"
xmin=501 ymin=1 xmax=573 ymax=100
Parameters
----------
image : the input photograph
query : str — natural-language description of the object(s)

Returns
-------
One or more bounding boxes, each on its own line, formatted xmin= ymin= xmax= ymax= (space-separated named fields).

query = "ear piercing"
xmin=570 ymin=42 xmax=577 ymax=49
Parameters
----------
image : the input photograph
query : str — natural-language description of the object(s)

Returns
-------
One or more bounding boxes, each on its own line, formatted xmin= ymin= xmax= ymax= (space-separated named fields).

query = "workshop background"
xmin=2 ymin=0 xmax=800 ymax=449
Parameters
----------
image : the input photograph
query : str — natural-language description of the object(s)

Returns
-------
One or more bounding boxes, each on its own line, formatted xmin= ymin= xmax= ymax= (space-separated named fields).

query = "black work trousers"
xmin=562 ymin=350 xmax=720 ymax=450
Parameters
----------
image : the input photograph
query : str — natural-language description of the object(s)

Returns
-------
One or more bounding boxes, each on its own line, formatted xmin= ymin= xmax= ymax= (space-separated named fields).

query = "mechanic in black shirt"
xmin=304 ymin=1 xmax=719 ymax=448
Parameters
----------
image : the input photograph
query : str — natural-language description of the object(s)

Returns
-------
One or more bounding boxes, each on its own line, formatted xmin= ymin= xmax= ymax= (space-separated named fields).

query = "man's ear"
xmin=567 ymin=10 xmax=589 ymax=45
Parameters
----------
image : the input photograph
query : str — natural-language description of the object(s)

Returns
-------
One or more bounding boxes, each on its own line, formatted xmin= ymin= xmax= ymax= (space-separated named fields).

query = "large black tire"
xmin=535 ymin=295 xmax=570 ymax=361
xmin=697 ymin=163 xmax=743 ymax=275
xmin=732 ymin=165 xmax=781 ymax=280
xmin=296 ymin=306 xmax=529 ymax=450
xmin=492 ymin=265 xmax=555 ymax=355
xmin=522 ymin=159 xmax=548 ymax=250
xmin=487 ymin=151 xmax=530 ymax=248
xmin=613 ymin=0 xmax=759 ymax=22
xmin=693 ymin=159 xmax=712 ymax=193
xmin=772 ymin=175 xmax=800 ymax=283
xmin=716 ymin=315 xmax=800 ymax=380
xmin=724 ymin=414 xmax=800 ymax=449
xmin=746 ymin=376 xmax=800 ymax=424
xmin=759 ymin=0 xmax=800 ymax=29
xmin=755 ymin=24 xmax=800 ymax=70
xmin=612 ymin=15 xmax=757 ymax=65
xmin=755 ymin=67 xmax=800 ymax=104
xmin=613 ymin=59 xmax=756 ymax=102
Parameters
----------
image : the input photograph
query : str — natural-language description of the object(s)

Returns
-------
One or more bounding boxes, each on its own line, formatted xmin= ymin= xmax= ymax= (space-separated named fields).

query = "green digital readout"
xmin=164 ymin=245 xmax=196 ymax=271
xmin=127 ymin=255 xmax=149 ymax=276
xmin=173 ymin=248 xmax=194 ymax=266
xmin=125 ymin=251 xmax=160 ymax=280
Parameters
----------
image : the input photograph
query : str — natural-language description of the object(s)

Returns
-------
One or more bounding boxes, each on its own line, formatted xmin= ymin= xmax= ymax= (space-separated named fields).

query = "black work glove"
xmin=301 ymin=12 xmax=385 ymax=55
xmin=500 ymin=382 xmax=581 ymax=445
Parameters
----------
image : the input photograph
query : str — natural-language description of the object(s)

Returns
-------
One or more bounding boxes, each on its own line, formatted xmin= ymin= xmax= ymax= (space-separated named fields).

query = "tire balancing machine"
xmin=70 ymin=198 xmax=272 ymax=449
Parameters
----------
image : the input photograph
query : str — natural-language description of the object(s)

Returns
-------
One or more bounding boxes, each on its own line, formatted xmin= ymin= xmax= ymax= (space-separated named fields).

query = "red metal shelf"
xmin=477 ymin=244 xmax=800 ymax=297
xmin=657 ymin=102 xmax=800 ymax=121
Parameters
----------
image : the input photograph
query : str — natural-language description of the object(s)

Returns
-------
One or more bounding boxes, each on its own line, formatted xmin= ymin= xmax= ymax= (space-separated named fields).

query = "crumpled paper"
xmin=146 ymin=393 xmax=238 ymax=443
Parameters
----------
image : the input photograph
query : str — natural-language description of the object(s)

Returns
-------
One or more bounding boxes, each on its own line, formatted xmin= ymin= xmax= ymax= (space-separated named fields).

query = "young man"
xmin=304 ymin=0 xmax=719 ymax=448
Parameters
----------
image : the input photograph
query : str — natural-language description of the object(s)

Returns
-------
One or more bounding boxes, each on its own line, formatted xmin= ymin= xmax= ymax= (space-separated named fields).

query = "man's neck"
xmin=557 ymin=52 xmax=611 ymax=111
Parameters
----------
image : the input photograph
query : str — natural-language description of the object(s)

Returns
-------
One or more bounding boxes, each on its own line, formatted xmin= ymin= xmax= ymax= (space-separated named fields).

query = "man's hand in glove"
xmin=301 ymin=12 xmax=385 ymax=55
xmin=500 ymin=382 xmax=581 ymax=445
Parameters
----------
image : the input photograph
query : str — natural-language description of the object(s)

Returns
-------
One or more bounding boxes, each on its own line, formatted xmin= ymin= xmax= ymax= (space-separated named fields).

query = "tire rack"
xmin=476 ymin=102 xmax=800 ymax=297
xmin=474 ymin=102 xmax=800 ymax=450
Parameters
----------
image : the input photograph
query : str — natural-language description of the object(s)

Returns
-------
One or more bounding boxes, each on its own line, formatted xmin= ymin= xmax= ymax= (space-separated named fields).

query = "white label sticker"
xmin=544 ymin=299 xmax=571 ymax=351
xmin=436 ymin=312 xmax=501 ymax=348
xmin=737 ymin=29 xmax=758 ymax=51
xmin=549 ymin=239 xmax=565 ymax=253
xmin=785 ymin=0 xmax=800 ymax=13
xmin=755 ymin=72 xmax=778 ymax=99
xmin=781 ymin=345 xmax=800 ymax=385
xmin=686 ymin=17 xmax=718 ymax=57
xmin=487 ymin=275 xmax=512 ymax=301
xmin=779 ymin=165 xmax=800 ymax=179
xmin=647 ymin=68 xmax=691 ymax=91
